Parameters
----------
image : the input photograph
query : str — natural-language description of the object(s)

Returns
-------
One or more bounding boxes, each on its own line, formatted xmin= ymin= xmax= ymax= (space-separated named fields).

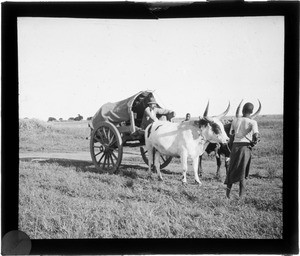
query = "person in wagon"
xmin=140 ymin=96 xmax=175 ymax=130
xmin=224 ymin=102 xmax=260 ymax=199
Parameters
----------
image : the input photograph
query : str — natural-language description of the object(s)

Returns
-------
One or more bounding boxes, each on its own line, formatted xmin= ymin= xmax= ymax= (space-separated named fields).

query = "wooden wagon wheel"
xmin=140 ymin=146 xmax=172 ymax=170
xmin=90 ymin=122 xmax=123 ymax=173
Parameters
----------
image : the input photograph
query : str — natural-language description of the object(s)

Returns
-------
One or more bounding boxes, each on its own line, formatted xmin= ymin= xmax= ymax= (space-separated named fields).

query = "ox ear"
xmin=198 ymin=117 xmax=208 ymax=127
xmin=199 ymin=117 xmax=213 ymax=128
xmin=250 ymin=99 xmax=261 ymax=119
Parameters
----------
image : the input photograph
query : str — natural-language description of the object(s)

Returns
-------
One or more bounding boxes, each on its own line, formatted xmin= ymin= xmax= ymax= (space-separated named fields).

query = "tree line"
xmin=47 ymin=114 xmax=92 ymax=122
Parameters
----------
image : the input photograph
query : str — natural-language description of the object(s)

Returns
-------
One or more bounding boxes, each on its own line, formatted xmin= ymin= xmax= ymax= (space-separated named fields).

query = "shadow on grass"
xmin=143 ymin=167 xmax=179 ymax=176
xmin=119 ymin=164 xmax=148 ymax=171
xmin=20 ymin=157 xmax=149 ymax=174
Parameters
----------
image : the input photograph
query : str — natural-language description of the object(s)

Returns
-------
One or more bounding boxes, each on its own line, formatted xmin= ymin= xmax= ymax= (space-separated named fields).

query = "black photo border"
xmin=2 ymin=1 xmax=299 ymax=254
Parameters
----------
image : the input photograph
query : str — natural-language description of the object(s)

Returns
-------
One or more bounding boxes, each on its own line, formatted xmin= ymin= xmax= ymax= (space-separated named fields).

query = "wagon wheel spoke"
xmin=102 ymin=154 xmax=108 ymax=170
xmin=105 ymin=127 xmax=112 ymax=145
xmin=95 ymin=128 xmax=101 ymax=138
xmin=108 ymin=134 xmax=117 ymax=147
xmin=160 ymin=155 xmax=166 ymax=162
xmin=96 ymin=128 xmax=105 ymax=144
xmin=97 ymin=153 xmax=105 ymax=164
xmin=111 ymin=151 xmax=118 ymax=161
xmin=99 ymin=128 xmax=106 ymax=144
xmin=109 ymin=153 xmax=115 ymax=167
xmin=107 ymin=129 xmax=112 ymax=143
xmin=96 ymin=130 xmax=105 ymax=144
xmin=107 ymin=153 xmax=110 ymax=169
xmin=102 ymin=127 xmax=108 ymax=142
xmin=108 ymin=153 xmax=115 ymax=168
xmin=94 ymin=151 xmax=102 ymax=157
xmin=94 ymin=136 xmax=102 ymax=143
xmin=108 ymin=132 xmax=113 ymax=145
xmin=109 ymin=138 xmax=117 ymax=148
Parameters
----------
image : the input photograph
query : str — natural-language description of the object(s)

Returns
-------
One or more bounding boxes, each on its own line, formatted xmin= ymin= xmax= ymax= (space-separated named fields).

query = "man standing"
xmin=141 ymin=97 xmax=175 ymax=130
xmin=224 ymin=102 xmax=260 ymax=199
xmin=182 ymin=113 xmax=191 ymax=122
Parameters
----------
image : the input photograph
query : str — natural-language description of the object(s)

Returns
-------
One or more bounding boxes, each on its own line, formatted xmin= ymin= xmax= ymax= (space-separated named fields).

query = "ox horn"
xmin=215 ymin=101 xmax=230 ymax=119
xmin=250 ymin=99 xmax=262 ymax=119
xmin=235 ymin=100 xmax=243 ymax=118
xmin=203 ymin=101 xmax=209 ymax=117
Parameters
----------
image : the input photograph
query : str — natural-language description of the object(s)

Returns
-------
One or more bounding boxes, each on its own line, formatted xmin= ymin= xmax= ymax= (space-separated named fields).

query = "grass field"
xmin=19 ymin=116 xmax=283 ymax=239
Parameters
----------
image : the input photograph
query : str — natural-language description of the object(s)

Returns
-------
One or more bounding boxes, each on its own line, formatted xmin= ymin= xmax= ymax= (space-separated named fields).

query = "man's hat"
xmin=148 ymin=96 xmax=157 ymax=105
xmin=242 ymin=102 xmax=254 ymax=113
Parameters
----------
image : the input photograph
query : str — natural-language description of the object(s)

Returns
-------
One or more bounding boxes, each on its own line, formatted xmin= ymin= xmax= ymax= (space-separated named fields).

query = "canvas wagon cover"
xmin=92 ymin=90 xmax=155 ymax=128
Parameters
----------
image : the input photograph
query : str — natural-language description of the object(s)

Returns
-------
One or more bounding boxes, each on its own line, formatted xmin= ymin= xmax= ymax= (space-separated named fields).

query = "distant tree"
xmin=59 ymin=118 xmax=63 ymax=122
xmin=87 ymin=116 xmax=93 ymax=120
xmin=74 ymin=114 xmax=83 ymax=121
xmin=68 ymin=117 xmax=75 ymax=121
xmin=48 ymin=117 xmax=57 ymax=122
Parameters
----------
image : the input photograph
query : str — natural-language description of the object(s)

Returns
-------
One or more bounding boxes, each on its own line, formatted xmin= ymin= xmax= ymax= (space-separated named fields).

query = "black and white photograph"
xmin=2 ymin=1 xmax=299 ymax=255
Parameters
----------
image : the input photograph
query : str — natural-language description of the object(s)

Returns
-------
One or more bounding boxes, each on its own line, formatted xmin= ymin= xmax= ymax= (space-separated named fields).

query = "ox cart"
xmin=89 ymin=91 xmax=172 ymax=173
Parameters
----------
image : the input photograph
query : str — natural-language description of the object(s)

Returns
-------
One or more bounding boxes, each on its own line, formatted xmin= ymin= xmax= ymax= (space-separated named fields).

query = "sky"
xmin=18 ymin=16 xmax=284 ymax=121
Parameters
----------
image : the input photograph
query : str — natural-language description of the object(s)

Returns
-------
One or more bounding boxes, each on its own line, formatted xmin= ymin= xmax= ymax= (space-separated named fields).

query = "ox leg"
xmin=154 ymin=151 xmax=163 ymax=181
xmin=147 ymin=146 xmax=154 ymax=178
xmin=216 ymin=156 xmax=221 ymax=180
xmin=214 ymin=144 xmax=220 ymax=158
xmin=225 ymin=157 xmax=230 ymax=177
xmin=192 ymin=157 xmax=202 ymax=185
xmin=198 ymin=155 xmax=203 ymax=177
xmin=181 ymin=151 xmax=188 ymax=183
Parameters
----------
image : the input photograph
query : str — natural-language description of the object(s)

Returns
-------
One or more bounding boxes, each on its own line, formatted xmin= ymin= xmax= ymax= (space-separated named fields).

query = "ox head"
xmin=236 ymin=99 xmax=262 ymax=119
xmin=199 ymin=101 xmax=230 ymax=144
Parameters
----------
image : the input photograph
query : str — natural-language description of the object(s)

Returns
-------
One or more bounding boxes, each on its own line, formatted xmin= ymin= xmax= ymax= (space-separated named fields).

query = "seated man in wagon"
xmin=140 ymin=96 xmax=176 ymax=130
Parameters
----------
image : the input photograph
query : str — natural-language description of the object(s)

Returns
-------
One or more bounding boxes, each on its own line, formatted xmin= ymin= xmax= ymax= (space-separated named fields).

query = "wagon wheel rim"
xmin=140 ymin=146 xmax=172 ymax=170
xmin=90 ymin=122 xmax=123 ymax=173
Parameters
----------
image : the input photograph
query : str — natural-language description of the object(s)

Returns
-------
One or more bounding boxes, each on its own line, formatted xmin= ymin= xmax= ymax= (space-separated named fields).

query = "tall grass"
xmin=19 ymin=158 xmax=282 ymax=239
xmin=254 ymin=116 xmax=283 ymax=157
xmin=19 ymin=115 xmax=283 ymax=239
xmin=19 ymin=119 xmax=90 ymax=152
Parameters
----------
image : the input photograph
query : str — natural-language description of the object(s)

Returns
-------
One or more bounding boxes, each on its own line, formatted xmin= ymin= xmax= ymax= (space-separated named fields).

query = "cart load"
xmin=90 ymin=91 xmax=172 ymax=173
xmin=92 ymin=91 xmax=161 ymax=129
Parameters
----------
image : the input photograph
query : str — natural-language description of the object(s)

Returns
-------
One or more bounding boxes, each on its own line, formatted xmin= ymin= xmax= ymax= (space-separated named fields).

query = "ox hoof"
xmin=195 ymin=181 xmax=202 ymax=186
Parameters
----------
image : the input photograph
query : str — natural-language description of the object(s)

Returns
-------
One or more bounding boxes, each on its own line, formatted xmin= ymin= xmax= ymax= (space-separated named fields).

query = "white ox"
xmin=145 ymin=102 xmax=230 ymax=185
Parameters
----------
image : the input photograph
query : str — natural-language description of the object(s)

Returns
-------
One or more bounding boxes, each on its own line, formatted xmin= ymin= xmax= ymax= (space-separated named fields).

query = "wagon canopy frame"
xmin=91 ymin=90 xmax=161 ymax=134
